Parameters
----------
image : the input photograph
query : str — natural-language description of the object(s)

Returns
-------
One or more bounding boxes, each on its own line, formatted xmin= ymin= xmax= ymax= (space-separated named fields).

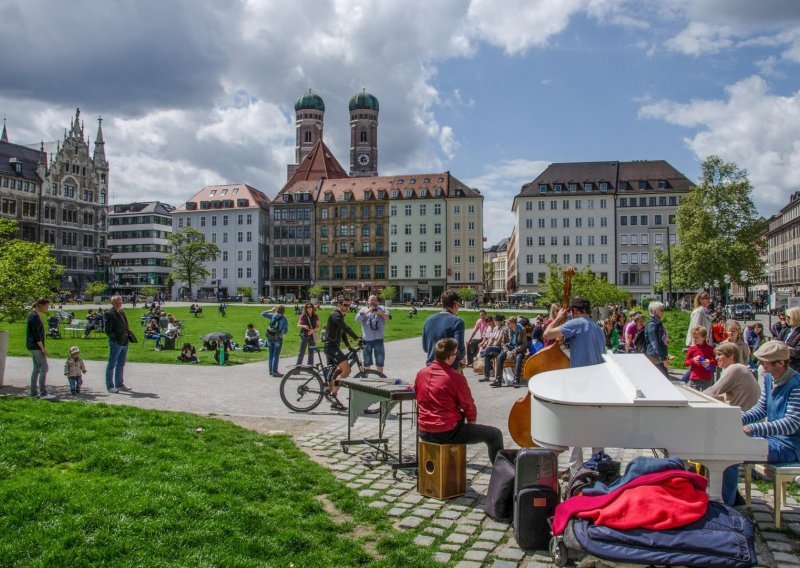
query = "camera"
xmin=372 ymin=306 xmax=378 ymax=312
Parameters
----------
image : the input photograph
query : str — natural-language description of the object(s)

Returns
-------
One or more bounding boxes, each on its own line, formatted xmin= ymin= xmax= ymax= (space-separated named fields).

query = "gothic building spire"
xmin=1 ymin=118 xmax=7 ymax=143
xmin=93 ymin=116 xmax=107 ymax=165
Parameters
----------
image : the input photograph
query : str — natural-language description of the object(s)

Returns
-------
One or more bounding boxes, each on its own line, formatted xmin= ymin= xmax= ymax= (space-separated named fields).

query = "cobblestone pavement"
xmin=299 ymin=409 xmax=800 ymax=567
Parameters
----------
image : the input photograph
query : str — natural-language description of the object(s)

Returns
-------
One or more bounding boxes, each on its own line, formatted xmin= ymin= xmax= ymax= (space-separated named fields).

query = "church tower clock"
xmin=348 ymin=88 xmax=379 ymax=177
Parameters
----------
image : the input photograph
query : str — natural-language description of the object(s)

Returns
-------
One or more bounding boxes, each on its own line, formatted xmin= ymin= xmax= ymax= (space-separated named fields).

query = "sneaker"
xmin=490 ymin=380 xmax=503 ymax=388
xmin=330 ymin=397 xmax=347 ymax=411
xmin=323 ymin=388 xmax=335 ymax=404
xmin=119 ymin=385 xmax=132 ymax=392
xmin=108 ymin=388 xmax=120 ymax=393
xmin=273 ymin=372 xmax=284 ymax=378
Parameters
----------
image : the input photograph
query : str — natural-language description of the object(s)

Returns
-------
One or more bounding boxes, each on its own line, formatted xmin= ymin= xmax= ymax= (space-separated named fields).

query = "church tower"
xmin=348 ymin=88 xmax=379 ymax=177
xmin=294 ymin=89 xmax=325 ymax=165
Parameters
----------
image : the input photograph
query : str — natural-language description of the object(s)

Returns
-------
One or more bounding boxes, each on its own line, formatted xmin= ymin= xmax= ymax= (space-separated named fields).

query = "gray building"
xmin=109 ymin=201 xmax=174 ymax=295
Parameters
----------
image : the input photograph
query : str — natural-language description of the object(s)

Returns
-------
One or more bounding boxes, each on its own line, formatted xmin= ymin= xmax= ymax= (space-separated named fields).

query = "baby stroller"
xmin=47 ymin=315 xmax=61 ymax=339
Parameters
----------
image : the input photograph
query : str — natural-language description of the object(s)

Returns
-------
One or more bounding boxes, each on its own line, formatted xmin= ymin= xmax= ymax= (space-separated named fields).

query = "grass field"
xmin=0 ymin=398 xmax=439 ymax=567
xmin=0 ymin=303 xmax=694 ymax=367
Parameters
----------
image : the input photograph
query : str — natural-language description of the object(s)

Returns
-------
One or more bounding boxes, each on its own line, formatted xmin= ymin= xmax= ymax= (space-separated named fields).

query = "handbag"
xmin=312 ymin=331 xmax=321 ymax=343
xmin=127 ymin=329 xmax=138 ymax=343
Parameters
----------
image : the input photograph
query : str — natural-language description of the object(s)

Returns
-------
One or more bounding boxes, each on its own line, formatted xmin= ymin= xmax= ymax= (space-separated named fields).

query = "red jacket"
xmin=415 ymin=360 xmax=477 ymax=433
xmin=685 ymin=342 xmax=717 ymax=380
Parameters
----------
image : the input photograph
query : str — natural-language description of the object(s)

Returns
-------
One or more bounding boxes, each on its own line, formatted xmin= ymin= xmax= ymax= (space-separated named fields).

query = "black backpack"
xmin=632 ymin=328 xmax=647 ymax=353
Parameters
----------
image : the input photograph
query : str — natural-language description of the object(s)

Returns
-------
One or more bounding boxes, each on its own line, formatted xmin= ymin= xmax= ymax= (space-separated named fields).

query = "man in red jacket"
xmin=416 ymin=338 xmax=504 ymax=463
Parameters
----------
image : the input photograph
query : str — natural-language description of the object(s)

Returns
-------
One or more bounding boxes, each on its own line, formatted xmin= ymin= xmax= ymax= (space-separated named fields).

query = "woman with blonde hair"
xmin=685 ymin=291 xmax=713 ymax=348
xmin=542 ymin=303 xmax=560 ymax=347
xmin=706 ymin=343 xmax=760 ymax=411
xmin=718 ymin=320 xmax=750 ymax=366
xmin=784 ymin=306 xmax=800 ymax=372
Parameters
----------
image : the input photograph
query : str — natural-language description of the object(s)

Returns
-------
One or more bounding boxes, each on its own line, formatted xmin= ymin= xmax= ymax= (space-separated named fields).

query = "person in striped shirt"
xmin=721 ymin=340 xmax=800 ymax=506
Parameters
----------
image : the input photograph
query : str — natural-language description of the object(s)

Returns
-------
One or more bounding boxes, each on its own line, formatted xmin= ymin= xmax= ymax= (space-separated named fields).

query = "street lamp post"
xmin=724 ymin=274 xmax=731 ymax=309
xmin=740 ymin=270 xmax=750 ymax=323
xmin=765 ymin=263 xmax=774 ymax=334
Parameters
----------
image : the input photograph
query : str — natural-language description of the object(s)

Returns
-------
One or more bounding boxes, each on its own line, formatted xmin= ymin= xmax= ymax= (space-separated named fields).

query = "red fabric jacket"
xmin=552 ymin=470 xmax=708 ymax=535
xmin=685 ymin=342 xmax=717 ymax=380
xmin=415 ymin=360 xmax=477 ymax=433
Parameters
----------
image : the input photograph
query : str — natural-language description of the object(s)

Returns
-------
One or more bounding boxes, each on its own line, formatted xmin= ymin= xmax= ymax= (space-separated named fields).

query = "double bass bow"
xmin=507 ymin=267 xmax=575 ymax=448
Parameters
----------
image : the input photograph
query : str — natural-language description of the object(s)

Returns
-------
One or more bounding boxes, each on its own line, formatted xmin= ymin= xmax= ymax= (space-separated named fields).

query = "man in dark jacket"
xmin=644 ymin=301 xmax=669 ymax=378
xmin=26 ymin=297 xmax=51 ymax=398
xmin=104 ymin=295 xmax=132 ymax=393
xmin=422 ymin=289 xmax=465 ymax=369
xmin=323 ymin=297 xmax=361 ymax=410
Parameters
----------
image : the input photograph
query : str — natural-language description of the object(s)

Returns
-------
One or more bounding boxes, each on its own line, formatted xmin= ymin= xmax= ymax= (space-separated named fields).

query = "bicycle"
xmin=279 ymin=342 xmax=386 ymax=412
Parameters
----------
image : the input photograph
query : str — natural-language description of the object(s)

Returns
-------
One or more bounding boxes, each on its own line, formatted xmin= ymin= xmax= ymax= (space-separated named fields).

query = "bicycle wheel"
xmin=280 ymin=367 xmax=325 ymax=412
xmin=354 ymin=369 xmax=387 ymax=414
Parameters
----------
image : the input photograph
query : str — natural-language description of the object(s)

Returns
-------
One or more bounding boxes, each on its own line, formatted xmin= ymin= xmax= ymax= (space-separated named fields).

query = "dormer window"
xmin=638 ymin=180 xmax=648 ymax=190
xmin=437 ymin=177 xmax=444 ymax=183
xmin=405 ymin=189 xmax=413 ymax=198
xmin=397 ymin=179 xmax=404 ymax=185
xmin=424 ymin=178 xmax=430 ymax=183
xmin=378 ymin=189 xmax=386 ymax=199
xmin=410 ymin=179 xmax=416 ymax=184
xmin=583 ymin=182 xmax=592 ymax=192
xmin=283 ymin=194 xmax=292 ymax=202
xmin=619 ymin=181 xmax=628 ymax=190
xmin=599 ymin=182 xmax=609 ymax=192
xmin=658 ymin=179 xmax=667 ymax=189
xmin=538 ymin=184 xmax=548 ymax=193
xmin=221 ymin=188 xmax=228 ymax=195
xmin=567 ymin=184 xmax=576 ymax=193
xmin=232 ymin=187 xmax=239 ymax=194
xmin=324 ymin=192 xmax=332 ymax=202
xmin=391 ymin=189 xmax=399 ymax=198
xmin=434 ymin=187 xmax=442 ymax=197
xmin=209 ymin=189 xmax=217 ymax=195
xmin=344 ymin=191 xmax=352 ymax=201
xmin=420 ymin=188 xmax=428 ymax=197
xmin=363 ymin=190 xmax=371 ymax=200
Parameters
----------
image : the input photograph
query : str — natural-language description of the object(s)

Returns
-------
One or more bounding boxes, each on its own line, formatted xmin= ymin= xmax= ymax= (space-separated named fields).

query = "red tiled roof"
xmin=174 ymin=183 xmax=270 ymax=211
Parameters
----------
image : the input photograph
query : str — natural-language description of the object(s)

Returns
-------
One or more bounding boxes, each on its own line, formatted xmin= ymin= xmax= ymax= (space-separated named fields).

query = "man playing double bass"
xmin=543 ymin=295 xmax=606 ymax=478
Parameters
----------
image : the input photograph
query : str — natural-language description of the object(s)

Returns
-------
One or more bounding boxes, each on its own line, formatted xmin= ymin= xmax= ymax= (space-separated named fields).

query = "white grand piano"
xmin=529 ymin=353 xmax=767 ymax=500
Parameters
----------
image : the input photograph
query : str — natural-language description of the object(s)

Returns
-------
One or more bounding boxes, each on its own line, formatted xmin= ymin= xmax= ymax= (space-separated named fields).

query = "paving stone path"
xmin=298 ymin=415 xmax=800 ymax=567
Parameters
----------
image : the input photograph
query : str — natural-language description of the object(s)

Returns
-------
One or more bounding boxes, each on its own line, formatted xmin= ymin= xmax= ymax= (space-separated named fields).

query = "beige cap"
xmin=753 ymin=340 xmax=790 ymax=362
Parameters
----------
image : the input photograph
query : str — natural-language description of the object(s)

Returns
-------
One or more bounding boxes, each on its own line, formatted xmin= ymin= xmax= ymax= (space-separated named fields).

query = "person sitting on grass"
xmin=244 ymin=323 xmax=261 ymax=351
xmin=177 ymin=343 xmax=199 ymax=363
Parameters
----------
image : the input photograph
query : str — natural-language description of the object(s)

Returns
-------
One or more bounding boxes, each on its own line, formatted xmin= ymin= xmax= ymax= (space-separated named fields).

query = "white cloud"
xmin=639 ymin=75 xmax=800 ymax=214
xmin=665 ymin=21 xmax=735 ymax=55
xmin=438 ymin=127 xmax=458 ymax=160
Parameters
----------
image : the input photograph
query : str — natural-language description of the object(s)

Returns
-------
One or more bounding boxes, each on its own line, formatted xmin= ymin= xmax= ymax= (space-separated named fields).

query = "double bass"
xmin=507 ymin=267 xmax=575 ymax=448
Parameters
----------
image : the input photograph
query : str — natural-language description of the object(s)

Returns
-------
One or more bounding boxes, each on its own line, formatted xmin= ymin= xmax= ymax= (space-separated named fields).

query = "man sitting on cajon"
xmin=416 ymin=338 xmax=504 ymax=463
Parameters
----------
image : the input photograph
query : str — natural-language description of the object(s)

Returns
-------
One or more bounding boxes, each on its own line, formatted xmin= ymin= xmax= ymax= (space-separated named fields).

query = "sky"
xmin=1 ymin=0 xmax=799 ymax=246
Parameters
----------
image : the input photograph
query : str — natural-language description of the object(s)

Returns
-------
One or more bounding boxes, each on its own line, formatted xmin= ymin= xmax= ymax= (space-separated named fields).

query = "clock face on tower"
xmin=358 ymin=153 xmax=370 ymax=166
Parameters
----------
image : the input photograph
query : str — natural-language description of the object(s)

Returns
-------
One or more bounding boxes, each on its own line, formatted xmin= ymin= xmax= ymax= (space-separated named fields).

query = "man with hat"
xmin=422 ymin=289 xmax=465 ymax=369
xmin=543 ymin=295 xmax=607 ymax=477
xmin=721 ymin=339 xmax=800 ymax=505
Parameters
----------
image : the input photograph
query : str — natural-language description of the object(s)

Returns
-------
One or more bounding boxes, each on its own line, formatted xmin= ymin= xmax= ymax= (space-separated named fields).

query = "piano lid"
xmin=529 ymin=353 xmax=689 ymax=407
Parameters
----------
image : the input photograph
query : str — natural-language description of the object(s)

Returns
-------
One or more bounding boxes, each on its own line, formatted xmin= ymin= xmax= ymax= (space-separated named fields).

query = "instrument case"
xmin=514 ymin=485 xmax=559 ymax=550
xmin=515 ymin=448 xmax=559 ymax=494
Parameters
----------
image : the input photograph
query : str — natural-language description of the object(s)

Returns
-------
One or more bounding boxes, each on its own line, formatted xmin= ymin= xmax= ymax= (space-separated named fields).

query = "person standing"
xmin=422 ymin=289 xmax=465 ymax=369
xmin=466 ymin=310 xmax=490 ymax=367
xmin=685 ymin=292 xmax=714 ymax=348
xmin=323 ymin=298 xmax=361 ymax=411
xmin=104 ymin=295 xmax=132 ymax=393
xmin=261 ymin=305 xmax=288 ymax=377
xmin=416 ymin=338 xmax=504 ymax=464
xmin=355 ymin=294 xmax=391 ymax=373
xmin=296 ymin=303 xmax=320 ymax=366
xmin=645 ymin=301 xmax=670 ymax=378
xmin=26 ymin=297 xmax=51 ymax=398
xmin=543 ymin=296 xmax=606 ymax=477
xmin=64 ymin=346 xmax=87 ymax=396
xmin=784 ymin=307 xmax=800 ymax=372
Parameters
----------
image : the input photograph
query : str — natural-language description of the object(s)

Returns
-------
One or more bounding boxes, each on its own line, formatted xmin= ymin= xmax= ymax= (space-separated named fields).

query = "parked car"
xmin=733 ymin=303 xmax=754 ymax=319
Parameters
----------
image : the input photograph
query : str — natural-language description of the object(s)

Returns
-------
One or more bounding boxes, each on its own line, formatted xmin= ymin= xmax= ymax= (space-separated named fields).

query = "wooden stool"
xmin=744 ymin=462 xmax=800 ymax=528
xmin=417 ymin=440 xmax=467 ymax=500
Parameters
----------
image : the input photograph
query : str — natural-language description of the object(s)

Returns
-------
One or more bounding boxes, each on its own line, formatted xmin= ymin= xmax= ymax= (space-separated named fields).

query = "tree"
xmin=483 ymin=261 xmax=495 ymax=297
xmin=0 ymin=219 xmax=63 ymax=322
xmin=379 ymin=286 xmax=397 ymax=302
xmin=655 ymin=155 xmax=768 ymax=292
xmin=167 ymin=227 xmax=220 ymax=299
xmin=308 ymin=284 xmax=324 ymax=299
xmin=458 ymin=287 xmax=476 ymax=302
xmin=540 ymin=264 xmax=630 ymax=308
xmin=85 ymin=281 xmax=108 ymax=298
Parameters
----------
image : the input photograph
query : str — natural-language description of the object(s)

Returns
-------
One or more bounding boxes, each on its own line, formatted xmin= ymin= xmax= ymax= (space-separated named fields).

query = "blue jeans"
xmin=267 ymin=338 xmax=282 ymax=373
xmin=29 ymin=349 xmax=48 ymax=396
xmin=721 ymin=437 xmax=799 ymax=505
xmin=106 ymin=341 xmax=128 ymax=389
xmin=363 ymin=339 xmax=385 ymax=368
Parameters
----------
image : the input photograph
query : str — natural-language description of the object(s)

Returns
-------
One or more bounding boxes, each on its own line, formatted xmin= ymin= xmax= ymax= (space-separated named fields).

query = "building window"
xmin=538 ymin=201 xmax=545 ymax=210
xmin=620 ymin=235 xmax=628 ymax=245
xmin=434 ymin=223 xmax=442 ymax=234
xmin=390 ymin=242 xmax=397 ymax=253
xmin=550 ymin=201 xmax=557 ymax=210
xmin=620 ymin=216 xmax=627 ymax=226
xmin=621 ymin=253 xmax=629 ymax=264
xmin=539 ymin=236 xmax=546 ymax=246
xmin=434 ymin=241 xmax=441 ymax=252
xmin=405 ymin=242 xmax=412 ymax=253
xmin=434 ymin=204 xmax=441 ymax=215
xmin=419 ymin=241 xmax=427 ymax=253
xmin=583 ymin=182 xmax=592 ymax=192
xmin=538 ymin=219 xmax=545 ymax=229
xmin=550 ymin=218 xmax=557 ymax=228
xmin=601 ymin=254 xmax=608 ymax=263
xmin=562 ymin=200 xmax=570 ymax=210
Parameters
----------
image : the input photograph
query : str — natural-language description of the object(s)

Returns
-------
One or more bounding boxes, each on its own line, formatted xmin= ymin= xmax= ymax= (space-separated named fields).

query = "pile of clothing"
xmin=552 ymin=457 xmax=757 ymax=568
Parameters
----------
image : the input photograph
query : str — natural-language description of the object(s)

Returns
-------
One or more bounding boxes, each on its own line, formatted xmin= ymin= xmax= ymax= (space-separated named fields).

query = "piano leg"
xmin=704 ymin=460 xmax=738 ymax=502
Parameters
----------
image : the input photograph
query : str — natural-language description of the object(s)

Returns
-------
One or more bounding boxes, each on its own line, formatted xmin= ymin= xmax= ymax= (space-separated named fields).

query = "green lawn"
xmin=0 ymin=398 xmax=438 ymax=567
xmin=0 ymin=305 xmax=496 ymax=365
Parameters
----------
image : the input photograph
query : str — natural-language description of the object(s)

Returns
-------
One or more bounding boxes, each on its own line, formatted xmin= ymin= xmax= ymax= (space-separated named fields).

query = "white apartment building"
xmin=172 ymin=184 xmax=271 ymax=299
xmin=109 ymin=201 xmax=174 ymax=294
xmin=511 ymin=160 xmax=692 ymax=303
xmin=447 ymin=181 xmax=484 ymax=293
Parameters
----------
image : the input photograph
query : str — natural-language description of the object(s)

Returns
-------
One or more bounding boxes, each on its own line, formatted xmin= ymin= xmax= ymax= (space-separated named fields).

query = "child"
xmin=684 ymin=326 xmax=717 ymax=392
xmin=64 ymin=346 xmax=87 ymax=395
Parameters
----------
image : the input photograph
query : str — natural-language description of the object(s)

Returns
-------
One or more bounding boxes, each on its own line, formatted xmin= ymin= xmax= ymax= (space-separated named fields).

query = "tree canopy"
xmin=167 ymin=227 xmax=220 ymax=299
xmin=0 ymin=219 xmax=62 ymax=322
xmin=540 ymin=264 xmax=630 ymax=308
xmin=655 ymin=155 xmax=768 ymax=292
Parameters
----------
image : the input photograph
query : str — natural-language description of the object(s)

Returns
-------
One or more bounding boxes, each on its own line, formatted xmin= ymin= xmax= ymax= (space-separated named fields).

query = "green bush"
xmin=236 ymin=286 xmax=253 ymax=298
xmin=308 ymin=284 xmax=324 ymax=299
xmin=84 ymin=281 xmax=108 ymax=297
xmin=380 ymin=286 xmax=397 ymax=302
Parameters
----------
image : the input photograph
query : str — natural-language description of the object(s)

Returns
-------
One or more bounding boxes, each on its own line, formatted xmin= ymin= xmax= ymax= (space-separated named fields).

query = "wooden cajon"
xmin=417 ymin=440 xmax=467 ymax=500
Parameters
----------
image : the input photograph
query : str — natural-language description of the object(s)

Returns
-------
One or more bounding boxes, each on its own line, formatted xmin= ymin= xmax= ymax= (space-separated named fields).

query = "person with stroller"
xmin=47 ymin=313 xmax=62 ymax=339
